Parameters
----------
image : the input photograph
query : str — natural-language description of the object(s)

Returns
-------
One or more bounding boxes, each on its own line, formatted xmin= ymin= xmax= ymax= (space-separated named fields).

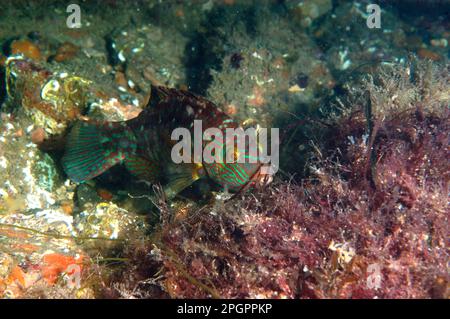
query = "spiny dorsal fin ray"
xmin=129 ymin=85 xmax=237 ymax=133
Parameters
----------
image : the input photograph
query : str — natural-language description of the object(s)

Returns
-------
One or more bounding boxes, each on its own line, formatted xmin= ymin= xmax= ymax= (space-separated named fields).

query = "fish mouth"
xmin=224 ymin=166 xmax=273 ymax=202
xmin=239 ymin=165 xmax=273 ymax=193
xmin=250 ymin=167 xmax=273 ymax=189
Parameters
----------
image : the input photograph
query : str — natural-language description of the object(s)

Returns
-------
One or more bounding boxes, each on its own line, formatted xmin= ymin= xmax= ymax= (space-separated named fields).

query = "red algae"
xmin=154 ymin=105 xmax=448 ymax=299
xmin=105 ymin=61 xmax=449 ymax=299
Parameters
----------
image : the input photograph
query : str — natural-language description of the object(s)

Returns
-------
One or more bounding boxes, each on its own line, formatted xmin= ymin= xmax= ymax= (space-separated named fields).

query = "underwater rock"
xmin=10 ymin=39 xmax=42 ymax=61
xmin=0 ymin=141 xmax=77 ymax=268
xmin=0 ymin=249 xmax=90 ymax=298
xmin=289 ymin=0 xmax=333 ymax=28
xmin=206 ymin=8 xmax=334 ymax=127
xmin=73 ymin=202 xmax=145 ymax=250
xmin=315 ymin=2 xmax=416 ymax=75
xmin=417 ymin=48 xmax=442 ymax=61
xmin=0 ymin=116 xmax=143 ymax=296
xmin=0 ymin=114 xmax=68 ymax=212
xmin=87 ymin=97 xmax=142 ymax=122
xmin=4 ymin=55 xmax=143 ymax=129
xmin=0 ymin=93 xmax=83 ymax=298
xmin=4 ymin=56 xmax=91 ymax=136
xmin=52 ymin=42 xmax=80 ymax=63
xmin=0 ymin=113 xmax=144 ymax=296
xmin=107 ymin=23 xmax=188 ymax=105
xmin=75 ymin=184 xmax=103 ymax=210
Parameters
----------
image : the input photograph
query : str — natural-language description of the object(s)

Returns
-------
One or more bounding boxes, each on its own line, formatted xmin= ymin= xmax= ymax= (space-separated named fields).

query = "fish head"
xmin=202 ymin=132 xmax=274 ymax=192
xmin=203 ymin=161 xmax=272 ymax=193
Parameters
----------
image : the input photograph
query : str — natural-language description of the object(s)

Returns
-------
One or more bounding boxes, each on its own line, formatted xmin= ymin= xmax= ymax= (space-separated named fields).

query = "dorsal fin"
xmin=127 ymin=85 xmax=238 ymax=133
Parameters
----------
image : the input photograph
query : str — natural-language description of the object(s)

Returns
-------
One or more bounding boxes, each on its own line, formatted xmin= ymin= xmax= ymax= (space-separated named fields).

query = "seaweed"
xmin=105 ymin=59 xmax=449 ymax=299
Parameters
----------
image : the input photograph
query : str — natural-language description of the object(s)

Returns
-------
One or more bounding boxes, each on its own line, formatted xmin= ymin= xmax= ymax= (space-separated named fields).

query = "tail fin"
xmin=62 ymin=121 xmax=136 ymax=183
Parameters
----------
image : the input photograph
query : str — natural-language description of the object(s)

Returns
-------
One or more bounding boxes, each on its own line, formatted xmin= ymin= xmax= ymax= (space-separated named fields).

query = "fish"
xmin=62 ymin=85 xmax=269 ymax=198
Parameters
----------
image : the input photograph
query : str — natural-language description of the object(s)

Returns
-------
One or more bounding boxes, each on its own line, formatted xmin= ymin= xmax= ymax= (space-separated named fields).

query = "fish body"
xmin=62 ymin=86 xmax=265 ymax=197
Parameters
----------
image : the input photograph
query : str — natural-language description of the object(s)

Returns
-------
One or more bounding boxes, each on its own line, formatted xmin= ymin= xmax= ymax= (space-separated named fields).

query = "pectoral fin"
xmin=163 ymin=162 xmax=204 ymax=199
